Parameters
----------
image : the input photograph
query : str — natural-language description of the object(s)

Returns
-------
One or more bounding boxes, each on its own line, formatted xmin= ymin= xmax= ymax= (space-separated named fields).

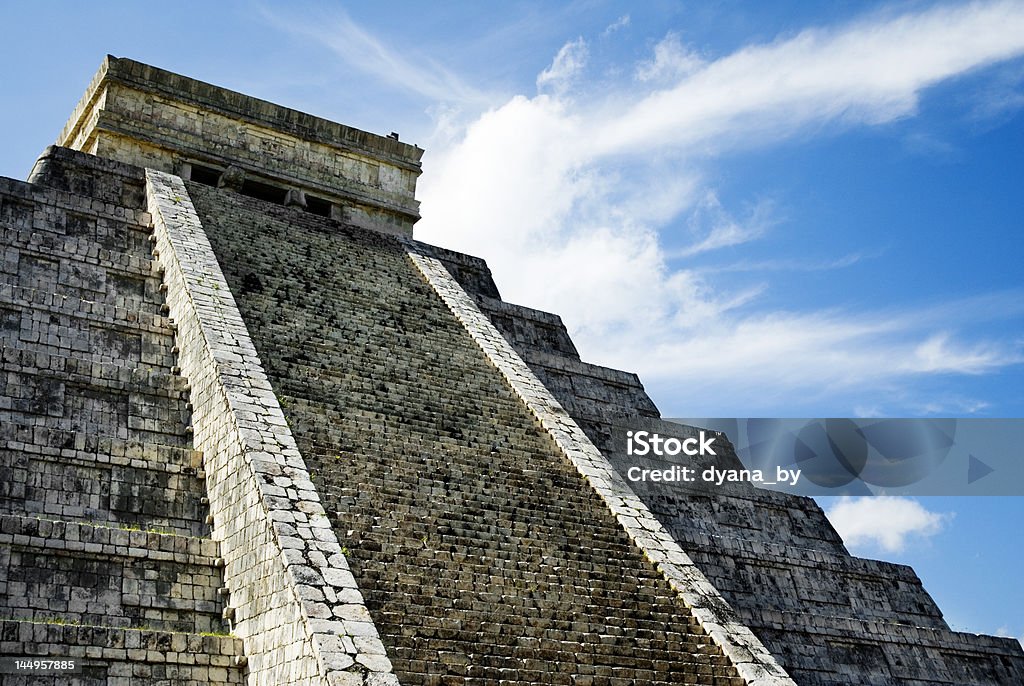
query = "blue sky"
xmin=1 ymin=0 xmax=1022 ymax=646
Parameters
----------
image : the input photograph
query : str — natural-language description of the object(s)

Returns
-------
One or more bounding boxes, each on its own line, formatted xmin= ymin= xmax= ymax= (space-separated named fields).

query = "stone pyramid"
xmin=1 ymin=56 xmax=1021 ymax=685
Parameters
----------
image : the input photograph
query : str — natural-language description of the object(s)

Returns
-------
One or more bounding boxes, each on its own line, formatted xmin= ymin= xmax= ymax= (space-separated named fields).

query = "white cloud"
xmin=415 ymin=1 xmax=1024 ymax=414
xmin=581 ymin=305 xmax=1019 ymax=414
xmin=597 ymin=1 xmax=1024 ymax=156
xmin=826 ymin=496 xmax=952 ymax=553
xmin=602 ymin=15 xmax=631 ymax=37
xmin=537 ymin=37 xmax=589 ymax=94
xmin=908 ymin=333 xmax=1014 ymax=374
xmin=669 ymin=191 xmax=775 ymax=258
xmin=855 ymin=395 xmax=992 ymax=418
xmin=635 ymin=33 xmax=704 ymax=82
xmin=705 ymin=251 xmax=875 ymax=274
xmin=262 ymin=7 xmax=488 ymax=106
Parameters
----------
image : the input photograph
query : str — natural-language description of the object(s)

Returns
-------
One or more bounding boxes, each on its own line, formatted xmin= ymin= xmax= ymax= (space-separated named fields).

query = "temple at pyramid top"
xmin=57 ymin=55 xmax=423 ymax=234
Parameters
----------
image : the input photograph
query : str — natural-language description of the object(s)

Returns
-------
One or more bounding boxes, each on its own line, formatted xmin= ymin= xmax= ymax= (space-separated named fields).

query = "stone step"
xmin=385 ymin=659 xmax=741 ymax=683
xmin=384 ymin=649 xmax=744 ymax=686
xmin=333 ymin=507 xmax=650 ymax=560
xmin=750 ymin=609 xmax=1024 ymax=686
xmin=0 ymin=301 xmax=176 ymax=371
xmin=336 ymin=515 xmax=649 ymax=554
xmin=376 ymin=607 xmax=711 ymax=643
xmin=0 ymin=619 xmax=243 ymax=686
xmin=2 ymin=237 xmax=158 ymax=295
xmin=675 ymin=530 xmax=945 ymax=629
xmin=0 ymin=343 xmax=192 ymax=442
xmin=0 ymin=446 xmax=209 ymax=537
xmin=0 ymin=514 xmax=227 ymax=634
xmin=475 ymin=294 xmax=580 ymax=359
xmin=387 ymin=651 xmax=736 ymax=675
xmin=0 ymin=411 xmax=191 ymax=451
xmin=325 ymin=481 xmax=633 ymax=530
xmin=0 ymin=283 xmax=174 ymax=337
xmin=0 ymin=343 xmax=188 ymax=397
xmin=0 ymin=418 xmax=202 ymax=466
xmin=23 ymin=145 xmax=149 ymax=209
xmin=338 ymin=526 xmax=656 ymax=571
xmin=0 ymin=213 xmax=153 ymax=268
xmin=358 ymin=577 xmax=700 ymax=621
xmin=266 ymin=346 xmax=499 ymax=391
xmin=350 ymin=552 xmax=679 ymax=592
xmin=0 ymin=183 xmax=150 ymax=234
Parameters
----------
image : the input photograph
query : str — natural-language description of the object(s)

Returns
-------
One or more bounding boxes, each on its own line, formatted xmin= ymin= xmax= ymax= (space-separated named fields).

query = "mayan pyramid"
xmin=1 ymin=56 xmax=1022 ymax=685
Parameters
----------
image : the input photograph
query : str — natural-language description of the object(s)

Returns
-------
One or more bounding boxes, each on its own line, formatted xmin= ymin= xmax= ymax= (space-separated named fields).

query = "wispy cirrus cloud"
xmin=602 ymin=15 xmax=630 ymax=37
xmin=634 ymin=32 xmax=704 ymax=83
xmin=668 ymin=192 xmax=777 ymax=259
xmin=595 ymin=1 xmax=1024 ymax=156
xmin=537 ymin=37 xmax=588 ymax=94
xmin=260 ymin=6 xmax=489 ymax=106
xmin=701 ymin=251 xmax=878 ymax=274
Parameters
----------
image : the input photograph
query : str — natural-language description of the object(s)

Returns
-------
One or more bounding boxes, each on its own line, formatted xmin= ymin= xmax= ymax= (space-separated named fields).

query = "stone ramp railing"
xmin=146 ymin=168 xmax=398 ymax=686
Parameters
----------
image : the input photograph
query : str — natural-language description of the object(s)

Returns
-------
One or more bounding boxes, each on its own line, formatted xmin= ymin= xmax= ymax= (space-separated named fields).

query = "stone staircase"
xmin=187 ymin=181 xmax=747 ymax=685
xmin=0 ymin=148 xmax=244 ymax=684
xmin=426 ymin=246 xmax=1024 ymax=685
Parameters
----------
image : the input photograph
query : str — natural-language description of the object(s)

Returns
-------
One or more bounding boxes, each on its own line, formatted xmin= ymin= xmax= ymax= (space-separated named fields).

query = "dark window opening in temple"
xmin=241 ymin=179 xmax=288 ymax=205
xmin=189 ymin=163 xmax=221 ymax=187
xmin=305 ymin=195 xmax=332 ymax=217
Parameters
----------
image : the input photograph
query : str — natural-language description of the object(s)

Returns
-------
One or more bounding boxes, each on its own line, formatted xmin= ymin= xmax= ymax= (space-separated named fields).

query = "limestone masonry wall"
xmin=1 ymin=146 xmax=243 ymax=684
